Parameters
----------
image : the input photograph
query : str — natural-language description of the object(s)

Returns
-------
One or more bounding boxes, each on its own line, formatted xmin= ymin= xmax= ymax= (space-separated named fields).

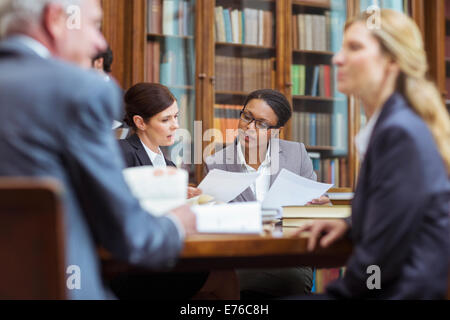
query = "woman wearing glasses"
xmin=205 ymin=89 xmax=330 ymax=299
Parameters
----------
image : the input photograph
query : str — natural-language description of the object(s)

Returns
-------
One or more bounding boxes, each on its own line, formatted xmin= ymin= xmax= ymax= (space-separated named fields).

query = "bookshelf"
xmin=101 ymin=0 xmax=437 ymax=187
xmin=144 ymin=0 xmax=197 ymax=179
xmin=213 ymin=0 xmax=277 ymax=154
xmin=99 ymin=0 xmax=442 ymax=297
xmin=287 ymin=0 xmax=350 ymax=188
xmin=446 ymin=0 xmax=450 ymax=112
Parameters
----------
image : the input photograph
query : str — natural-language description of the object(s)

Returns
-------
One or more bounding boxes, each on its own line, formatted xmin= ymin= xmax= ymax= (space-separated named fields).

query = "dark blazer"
xmin=0 ymin=37 xmax=183 ymax=299
xmin=327 ymin=93 xmax=450 ymax=299
xmin=118 ymin=134 xmax=175 ymax=168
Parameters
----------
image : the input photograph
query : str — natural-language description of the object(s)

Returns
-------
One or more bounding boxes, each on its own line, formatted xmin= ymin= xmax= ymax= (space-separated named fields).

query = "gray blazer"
xmin=0 ymin=37 xmax=182 ymax=299
xmin=205 ymin=139 xmax=317 ymax=202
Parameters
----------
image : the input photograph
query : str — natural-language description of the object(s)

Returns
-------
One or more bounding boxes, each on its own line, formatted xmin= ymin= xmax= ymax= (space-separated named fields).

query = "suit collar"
xmin=372 ymin=92 xmax=406 ymax=134
xmin=127 ymin=134 xmax=153 ymax=166
xmin=0 ymin=36 xmax=49 ymax=59
xmin=269 ymin=138 xmax=286 ymax=187
xmin=126 ymin=134 xmax=176 ymax=167
xmin=226 ymin=138 xmax=286 ymax=202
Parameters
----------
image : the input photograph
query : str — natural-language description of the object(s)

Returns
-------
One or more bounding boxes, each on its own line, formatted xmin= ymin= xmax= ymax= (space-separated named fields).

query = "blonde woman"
xmin=297 ymin=9 xmax=450 ymax=299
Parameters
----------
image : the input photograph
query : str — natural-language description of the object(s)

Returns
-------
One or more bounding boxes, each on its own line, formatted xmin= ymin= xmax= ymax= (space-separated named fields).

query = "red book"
xmin=323 ymin=65 xmax=331 ymax=98
xmin=148 ymin=0 xmax=162 ymax=34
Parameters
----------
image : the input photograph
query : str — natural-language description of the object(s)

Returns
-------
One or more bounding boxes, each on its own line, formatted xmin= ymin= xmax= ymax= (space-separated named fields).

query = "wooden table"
xmin=177 ymin=232 xmax=352 ymax=271
xmin=101 ymin=226 xmax=352 ymax=275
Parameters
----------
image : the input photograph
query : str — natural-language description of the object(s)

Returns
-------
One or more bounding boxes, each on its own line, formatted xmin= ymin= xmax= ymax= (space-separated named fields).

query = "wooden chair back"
xmin=0 ymin=178 xmax=66 ymax=299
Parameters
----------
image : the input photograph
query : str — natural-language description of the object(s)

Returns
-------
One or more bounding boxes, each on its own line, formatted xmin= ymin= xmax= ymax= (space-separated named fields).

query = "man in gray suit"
xmin=0 ymin=0 xmax=196 ymax=299
xmin=205 ymin=89 xmax=330 ymax=299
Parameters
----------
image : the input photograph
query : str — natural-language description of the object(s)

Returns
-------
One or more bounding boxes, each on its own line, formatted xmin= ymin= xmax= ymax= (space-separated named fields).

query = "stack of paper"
xmin=192 ymin=202 xmax=262 ymax=234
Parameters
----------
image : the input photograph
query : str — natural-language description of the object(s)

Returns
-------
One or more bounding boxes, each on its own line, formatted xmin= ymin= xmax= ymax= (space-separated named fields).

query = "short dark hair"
xmin=93 ymin=47 xmax=113 ymax=73
xmin=123 ymin=83 xmax=176 ymax=129
xmin=243 ymin=89 xmax=292 ymax=127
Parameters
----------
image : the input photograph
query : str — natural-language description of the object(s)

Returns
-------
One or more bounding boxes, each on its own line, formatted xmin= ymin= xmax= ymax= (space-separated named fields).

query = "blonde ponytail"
xmin=403 ymin=76 xmax=450 ymax=173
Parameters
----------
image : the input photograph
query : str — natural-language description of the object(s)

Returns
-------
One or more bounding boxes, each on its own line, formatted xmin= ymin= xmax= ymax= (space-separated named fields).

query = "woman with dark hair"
xmin=205 ymin=88 xmax=330 ymax=299
xmin=111 ymin=83 xmax=239 ymax=300
xmin=119 ymin=83 xmax=201 ymax=198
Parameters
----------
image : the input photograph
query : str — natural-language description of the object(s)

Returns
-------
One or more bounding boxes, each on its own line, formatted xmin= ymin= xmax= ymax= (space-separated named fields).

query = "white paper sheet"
xmin=198 ymin=169 xmax=260 ymax=203
xmin=123 ymin=166 xmax=188 ymax=216
xmin=192 ymin=202 xmax=262 ymax=234
xmin=112 ymin=120 xmax=122 ymax=130
xmin=262 ymin=168 xmax=333 ymax=209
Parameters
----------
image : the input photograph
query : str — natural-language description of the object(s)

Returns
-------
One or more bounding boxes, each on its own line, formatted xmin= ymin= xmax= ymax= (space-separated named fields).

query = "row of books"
xmin=292 ymin=111 xmax=346 ymax=149
xmin=291 ymin=64 xmax=335 ymax=97
xmin=147 ymin=0 xmax=194 ymax=36
xmin=213 ymin=104 xmax=241 ymax=143
xmin=215 ymin=6 xmax=274 ymax=46
xmin=177 ymin=93 xmax=195 ymax=135
xmin=146 ymin=41 xmax=195 ymax=86
xmin=215 ymin=56 xmax=274 ymax=93
xmin=292 ymin=11 xmax=345 ymax=53
xmin=309 ymin=153 xmax=348 ymax=187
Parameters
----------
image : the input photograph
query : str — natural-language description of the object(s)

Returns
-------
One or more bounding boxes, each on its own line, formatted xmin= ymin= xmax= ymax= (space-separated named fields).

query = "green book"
xmin=299 ymin=64 xmax=306 ymax=96
xmin=291 ymin=65 xmax=300 ymax=95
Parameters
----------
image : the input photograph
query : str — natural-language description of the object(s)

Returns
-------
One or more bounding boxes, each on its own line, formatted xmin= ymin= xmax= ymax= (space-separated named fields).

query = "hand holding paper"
xmin=198 ymin=169 xmax=260 ymax=203
xmin=262 ymin=168 xmax=333 ymax=209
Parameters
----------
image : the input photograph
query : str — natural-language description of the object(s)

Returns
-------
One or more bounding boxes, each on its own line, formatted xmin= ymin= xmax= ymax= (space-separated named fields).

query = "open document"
xmin=198 ymin=169 xmax=259 ymax=203
xmin=262 ymin=168 xmax=333 ymax=209
xmin=192 ymin=202 xmax=262 ymax=234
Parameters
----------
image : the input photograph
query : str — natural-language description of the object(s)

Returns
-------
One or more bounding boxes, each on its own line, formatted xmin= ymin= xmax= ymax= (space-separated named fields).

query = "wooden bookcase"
xmin=445 ymin=0 xmax=450 ymax=110
xmin=101 ymin=0 xmax=436 ymax=187
xmin=286 ymin=0 xmax=350 ymax=188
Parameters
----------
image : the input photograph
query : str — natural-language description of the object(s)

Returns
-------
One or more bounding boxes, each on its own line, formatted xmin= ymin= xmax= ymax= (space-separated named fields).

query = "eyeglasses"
xmin=239 ymin=111 xmax=277 ymax=130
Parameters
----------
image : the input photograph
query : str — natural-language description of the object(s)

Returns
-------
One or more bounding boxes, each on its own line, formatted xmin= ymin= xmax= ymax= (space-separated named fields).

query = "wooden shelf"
xmin=306 ymin=145 xmax=335 ymax=151
xmin=293 ymin=49 xmax=334 ymax=56
xmin=216 ymin=42 xmax=275 ymax=50
xmin=292 ymin=0 xmax=331 ymax=10
xmin=216 ymin=0 xmax=276 ymax=9
xmin=293 ymin=95 xmax=344 ymax=102
xmin=216 ymin=90 xmax=249 ymax=96
xmin=215 ymin=42 xmax=275 ymax=59
xmin=446 ymin=58 xmax=450 ymax=76
xmin=147 ymin=33 xmax=194 ymax=40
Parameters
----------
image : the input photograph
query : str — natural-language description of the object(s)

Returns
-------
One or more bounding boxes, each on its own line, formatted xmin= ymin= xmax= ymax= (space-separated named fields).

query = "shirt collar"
xmin=355 ymin=108 xmax=382 ymax=160
xmin=10 ymin=35 xmax=51 ymax=59
xmin=140 ymin=139 xmax=164 ymax=164
xmin=236 ymin=140 xmax=271 ymax=170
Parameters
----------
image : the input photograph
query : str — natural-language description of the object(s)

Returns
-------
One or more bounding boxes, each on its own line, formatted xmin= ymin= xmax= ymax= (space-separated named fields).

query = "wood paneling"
xmin=424 ymin=0 xmax=446 ymax=99
xmin=101 ymin=0 xmax=127 ymax=88
xmin=0 ymin=179 xmax=66 ymax=299
xmin=101 ymin=0 xmax=146 ymax=90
